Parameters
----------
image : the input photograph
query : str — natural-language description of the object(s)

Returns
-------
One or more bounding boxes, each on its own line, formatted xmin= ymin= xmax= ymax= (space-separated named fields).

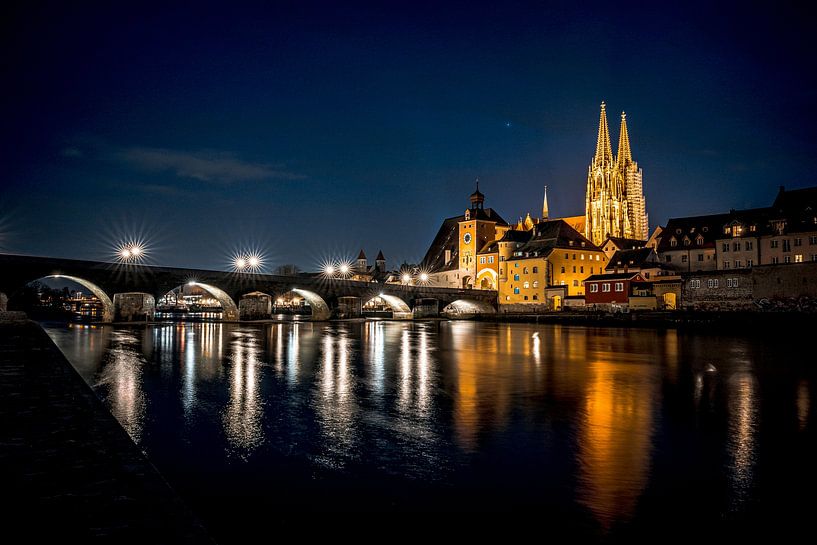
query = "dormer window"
xmin=696 ymin=235 xmax=704 ymax=245
xmin=683 ymin=237 xmax=691 ymax=246
xmin=670 ymin=237 xmax=678 ymax=247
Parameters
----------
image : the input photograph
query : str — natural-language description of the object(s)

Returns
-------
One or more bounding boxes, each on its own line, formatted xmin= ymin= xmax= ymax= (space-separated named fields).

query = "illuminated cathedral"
xmin=585 ymin=102 xmax=648 ymax=245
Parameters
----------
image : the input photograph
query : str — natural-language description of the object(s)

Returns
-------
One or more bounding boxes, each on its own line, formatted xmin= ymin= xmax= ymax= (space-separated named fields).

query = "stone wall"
xmin=681 ymin=269 xmax=753 ymax=310
xmin=0 ymin=291 xmax=7 ymax=312
xmin=752 ymin=262 xmax=817 ymax=311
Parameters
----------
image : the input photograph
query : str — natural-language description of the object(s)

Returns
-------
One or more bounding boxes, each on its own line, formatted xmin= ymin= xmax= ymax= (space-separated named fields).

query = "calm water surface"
xmin=45 ymin=320 xmax=816 ymax=541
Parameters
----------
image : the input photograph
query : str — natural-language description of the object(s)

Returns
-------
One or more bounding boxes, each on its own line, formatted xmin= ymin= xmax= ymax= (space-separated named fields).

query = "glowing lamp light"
xmin=324 ymin=265 xmax=335 ymax=275
xmin=188 ymin=281 xmax=197 ymax=286
xmin=248 ymin=256 xmax=260 ymax=268
xmin=130 ymin=245 xmax=142 ymax=257
xmin=339 ymin=264 xmax=350 ymax=275
xmin=419 ymin=273 xmax=429 ymax=282
xmin=120 ymin=248 xmax=132 ymax=259
xmin=401 ymin=273 xmax=411 ymax=283
xmin=235 ymin=257 xmax=247 ymax=269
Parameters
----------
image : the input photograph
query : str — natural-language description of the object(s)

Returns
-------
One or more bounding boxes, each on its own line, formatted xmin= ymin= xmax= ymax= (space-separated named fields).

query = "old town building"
xmin=656 ymin=214 xmax=728 ymax=273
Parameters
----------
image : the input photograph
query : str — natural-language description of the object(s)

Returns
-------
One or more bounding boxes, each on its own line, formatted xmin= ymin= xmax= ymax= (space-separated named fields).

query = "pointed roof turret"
xmin=594 ymin=101 xmax=613 ymax=167
xmin=617 ymin=111 xmax=632 ymax=165
xmin=542 ymin=185 xmax=549 ymax=220
xmin=469 ymin=178 xmax=485 ymax=209
xmin=375 ymin=250 xmax=385 ymax=261
xmin=357 ymin=249 xmax=367 ymax=260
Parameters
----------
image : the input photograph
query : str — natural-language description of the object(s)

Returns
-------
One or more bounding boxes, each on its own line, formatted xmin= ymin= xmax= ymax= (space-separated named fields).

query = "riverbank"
xmin=0 ymin=319 xmax=213 ymax=543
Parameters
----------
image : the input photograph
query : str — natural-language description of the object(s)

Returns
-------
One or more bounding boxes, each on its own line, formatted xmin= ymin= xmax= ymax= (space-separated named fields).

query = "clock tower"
xmin=458 ymin=181 xmax=505 ymax=288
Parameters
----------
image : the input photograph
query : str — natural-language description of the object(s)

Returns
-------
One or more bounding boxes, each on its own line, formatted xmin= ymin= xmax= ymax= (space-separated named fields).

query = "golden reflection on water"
xmin=313 ymin=332 xmax=356 ymax=467
xmin=99 ymin=331 xmax=147 ymax=443
xmin=577 ymin=357 xmax=657 ymax=527
xmin=727 ymin=371 xmax=758 ymax=510
xmin=222 ymin=331 xmax=263 ymax=458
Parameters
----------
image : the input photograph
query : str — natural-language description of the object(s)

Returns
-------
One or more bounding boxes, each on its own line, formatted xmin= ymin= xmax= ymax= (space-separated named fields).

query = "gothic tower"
xmin=615 ymin=112 xmax=648 ymax=240
xmin=585 ymin=102 xmax=631 ymax=245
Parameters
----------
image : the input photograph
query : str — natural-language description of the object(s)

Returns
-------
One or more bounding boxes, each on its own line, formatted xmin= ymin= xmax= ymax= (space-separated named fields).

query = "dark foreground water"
xmin=45 ymin=320 xmax=816 ymax=541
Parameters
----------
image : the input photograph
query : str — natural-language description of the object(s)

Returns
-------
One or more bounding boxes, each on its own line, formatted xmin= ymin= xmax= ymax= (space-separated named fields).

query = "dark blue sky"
xmin=2 ymin=1 xmax=815 ymax=271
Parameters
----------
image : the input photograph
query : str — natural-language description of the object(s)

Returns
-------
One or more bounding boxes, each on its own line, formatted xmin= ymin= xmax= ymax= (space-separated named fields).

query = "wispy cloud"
xmin=115 ymin=147 xmax=305 ymax=183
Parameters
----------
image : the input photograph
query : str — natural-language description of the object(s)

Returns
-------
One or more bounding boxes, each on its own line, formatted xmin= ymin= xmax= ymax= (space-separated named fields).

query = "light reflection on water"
xmin=43 ymin=320 xmax=816 ymax=538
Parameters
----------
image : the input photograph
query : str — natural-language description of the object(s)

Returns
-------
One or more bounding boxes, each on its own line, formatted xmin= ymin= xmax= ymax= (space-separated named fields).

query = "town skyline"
xmin=3 ymin=2 xmax=815 ymax=271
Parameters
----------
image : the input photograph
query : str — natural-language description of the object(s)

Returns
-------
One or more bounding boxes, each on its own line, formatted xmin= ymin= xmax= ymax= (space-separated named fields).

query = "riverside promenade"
xmin=0 ymin=315 xmax=212 ymax=543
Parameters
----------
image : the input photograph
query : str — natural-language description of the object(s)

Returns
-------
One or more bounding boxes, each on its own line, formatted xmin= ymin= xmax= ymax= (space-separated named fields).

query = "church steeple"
xmin=616 ymin=111 xmax=632 ymax=165
xmin=469 ymin=178 xmax=485 ymax=209
xmin=594 ymin=102 xmax=613 ymax=167
xmin=542 ymin=185 xmax=549 ymax=220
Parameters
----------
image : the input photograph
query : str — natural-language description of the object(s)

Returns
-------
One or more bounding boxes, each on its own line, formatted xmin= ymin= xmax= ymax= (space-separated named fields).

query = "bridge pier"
xmin=239 ymin=292 xmax=272 ymax=320
xmin=335 ymin=296 xmax=362 ymax=319
xmin=113 ymin=293 xmax=155 ymax=322
xmin=412 ymin=298 xmax=440 ymax=318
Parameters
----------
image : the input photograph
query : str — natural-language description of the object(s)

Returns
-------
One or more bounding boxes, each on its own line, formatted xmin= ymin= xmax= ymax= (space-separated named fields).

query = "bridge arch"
xmin=365 ymin=293 xmax=413 ymax=319
xmin=441 ymin=298 xmax=496 ymax=318
xmin=291 ymin=288 xmax=331 ymax=321
xmin=187 ymin=282 xmax=239 ymax=321
xmin=477 ymin=268 xmax=497 ymax=290
xmin=34 ymin=274 xmax=115 ymax=322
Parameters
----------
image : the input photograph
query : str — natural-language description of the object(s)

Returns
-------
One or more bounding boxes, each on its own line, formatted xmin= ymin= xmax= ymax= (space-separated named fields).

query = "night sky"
xmin=2 ymin=1 xmax=815 ymax=271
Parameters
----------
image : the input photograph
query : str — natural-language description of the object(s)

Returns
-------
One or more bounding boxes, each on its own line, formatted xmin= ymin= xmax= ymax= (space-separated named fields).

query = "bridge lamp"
xmin=324 ymin=264 xmax=335 ymax=276
xmin=419 ymin=272 xmax=429 ymax=283
xmin=130 ymin=245 xmax=143 ymax=257
xmin=339 ymin=263 xmax=350 ymax=275
xmin=188 ymin=281 xmax=197 ymax=286
xmin=120 ymin=248 xmax=132 ymax=259
xmin=247 ymin=255 xmax=260 ymax=269
xmin=401 ymin=273 xmax=412 ymax=284
xmin=235 ymin=257 xmax=248 ymax=270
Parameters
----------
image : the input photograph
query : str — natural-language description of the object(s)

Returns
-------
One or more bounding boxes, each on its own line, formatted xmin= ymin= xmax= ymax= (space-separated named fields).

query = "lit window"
xmin=513 ymin=287 xmax=520 ymax=294
xmin=590 ymin=284 xmax=599 ymax=293
xmin=795 ymin=254 xmax=803 ymax=263
xmin=671 ymin=238 xmax=678 ymax=247
xmin=479 ymin=256 xmax=486 ymax=264
xmin=533 ymin=281 xmax=539 ymax=288
xmin=615 ymin=282 xmax=624 ymax=292
xmin=523 ymin=281 xmax=530 ymax=289
xmin=602 ymin=283 xmax=611 ymax=292
xmin=581 ymin=254 xmax=585 ymax=260
xmin=514 ymin=274 xmax=520 ymax=281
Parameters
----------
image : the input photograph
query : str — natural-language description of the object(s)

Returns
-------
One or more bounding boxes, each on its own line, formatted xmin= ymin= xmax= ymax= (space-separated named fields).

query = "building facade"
xmin=585 ymin=102 xmax=649 ymax=246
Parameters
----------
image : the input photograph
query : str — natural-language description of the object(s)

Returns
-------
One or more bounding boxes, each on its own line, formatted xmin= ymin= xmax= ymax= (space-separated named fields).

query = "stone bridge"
xmin=0 ymin=254 xmax=497 ymax=322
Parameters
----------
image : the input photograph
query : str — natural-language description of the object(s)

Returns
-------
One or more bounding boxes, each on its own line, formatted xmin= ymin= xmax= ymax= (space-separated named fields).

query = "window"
xmin=573 ymin=280 xmax=579 ymax=287
xmin=723 ymin=261 xmax=730 ymax=269
xmin=812 ymin=255 xmax=817 ymax=262
xmin=532 ymin=266 xmax=538 ymax=273
xmin=771 ymin=240 xmax=779 ymax=248
xmin=727 ymin=278 xmax=733 ymax=288
xmin=581 ymin=254 xmax=585 ymax=260
xmin=580 ymin=266 xmax=584 ymax=273
xmin=733 ymin=242 xmax=740 ymax=251
xmin=573 ymin=253 xmax=577 ymax=260
xmin=735 ymin=260 xmax=742 ymax=268
xmin=745 ymin=241 xmax=753 ymax=251
xmin=513 ymin=287 xmax=520 ymax=294
xmin=524 ymin=295 xmax=529 ymax=301
xmin=707 ymin=279 xmax=719 ymax=288
xmin=572 ymin=266 xmax=576 ymax=273
xmin=783 ymin=239 xmax=791 ymax=252
xmin=795 ymin=238 xmax=802 ymax=247
xmin=533 ymin=295 xmax=538 ymax=300
xmin=810 ymin=236 xmax=817 ymax=245
xmin=784 ymin=256 xmax=791 ymax=264
xmin=602 ymin=283 xmax=611 ymax=292
xmin=698 ymin=254 xmax=704 ymax=261
xmin=747 ymin=259 xmax=753 ymax=267
xmin=565 ymin=253 xmax=569 ymax=259
xmin=690 ymin=279 xmax=700 ymax=289
xmin=671 ymin=238 xmax=678 ymax=247
xmin=488 ymin=256 xmax=494 ymax=264
xmin=514 ymin=274 xmax=520 ymax=281
xmin=722 ymin=243 xmax=729 ymax=252
xmin=666 ymin=255 xmax=672 ymax=262
xmin=590 ymin=284 xmax=599 ymax=293
xmin=523 ymin=267 xmax=528 ymax=274
xmin=696 ymin=236 xmax=704 ymax=245
xmin=795 ymin=254 xmax=803 ymax=263
xmin=514 ymin=263 xmax=519 ymax=268
xmin=560 ymin=266 xmax=565 ymax=273
xmin=682 ymin=255 xmax=688 ymax=263
xmin=615 ymin=282 xmax=624 ymax=292
xmin=684 ymin=238 xmax=691 ymax=246
xmin=591 ymin=267 xmax=594 ymax=274
xmin=523 ymin=281 xmax=530 ymax=288
xmin=505 ymin=295 xmax=510 ymax=301
xmin=479 ymin=256 xmax=486 ymax=264
xmin=772 ymin=257 xmax=779 ymax=264
xmin=533 ymin=281 xmax=539 ymax=288
xmin=596 ymin=255 xmax=600 ymax=261
xmin=560 ymin=280 xmax=565 ymax=286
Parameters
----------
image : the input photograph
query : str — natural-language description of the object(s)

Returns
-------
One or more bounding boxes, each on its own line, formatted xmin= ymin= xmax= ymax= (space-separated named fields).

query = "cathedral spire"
xmin=617 ymin=111 xmax=632 ymax=165
xmin=542 ymin=185 xmax=549 ymax=220
xmin=594 ymin=101 xmax=613 ymax=167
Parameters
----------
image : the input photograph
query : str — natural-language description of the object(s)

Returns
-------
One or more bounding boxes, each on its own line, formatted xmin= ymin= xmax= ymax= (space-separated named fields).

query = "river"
xmin=44 ymin=320 xmax=816 ymax=541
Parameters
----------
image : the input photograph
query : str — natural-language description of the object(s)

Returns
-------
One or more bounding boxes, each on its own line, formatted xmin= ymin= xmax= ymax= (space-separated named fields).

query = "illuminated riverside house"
xmin=496 ymin=220 xmax=606 ymax=305
xmin=585 ymin=102 xmax=649 ymax=246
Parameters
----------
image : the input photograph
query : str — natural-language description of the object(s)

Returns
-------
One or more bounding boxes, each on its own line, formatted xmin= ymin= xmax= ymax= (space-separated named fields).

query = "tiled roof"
xmin=604 ymin=248 xmax=657 ymax=271
xmin=506 ymin=220 xmax=600 ymax=261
